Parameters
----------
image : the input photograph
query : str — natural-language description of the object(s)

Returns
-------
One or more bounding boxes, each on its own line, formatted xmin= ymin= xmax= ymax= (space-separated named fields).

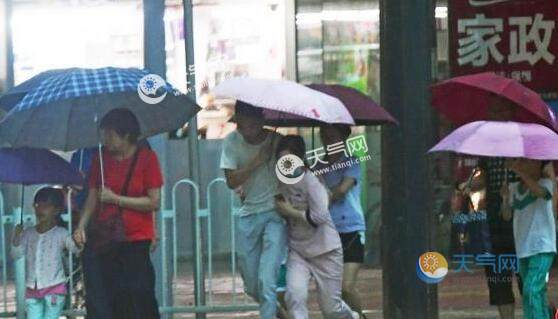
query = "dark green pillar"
xmin=182 ymin=1 xmax=205 ymax=319
xmin=143 ymin=1 xmax=171 ymax=318
xmin=380 ymin=0 xmax=438 ymax=318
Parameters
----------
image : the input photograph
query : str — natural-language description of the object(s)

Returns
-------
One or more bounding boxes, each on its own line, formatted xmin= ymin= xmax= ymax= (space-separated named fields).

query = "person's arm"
xmin=507 ymin=160 xmax=551 ymax=199
xmin=330 ymin=177 xmax=356 ymax=203
xmin=10 ymin=225 xmax=25 ymax=259
xmin=73 ymin=187 xmax=99 ymax=245
xmin=305 ymin=177 xmax=331 ymax=226
xmin=516 ymin=172 xmax=551 ymax=199
xmin=275 ymin=198 xmax=305 ymax=221
xmin=224 ymin=154 xmax=267 ymax=190
xmin=64 ymin=231 xmax=82 ymax=253
xmin=500 ymin=183 xmax=513 ymax=222
xmin=223 ymin=132 xmax=280 ymax=190
xmin=100 ymin=149 xmax=163 ymax=213
xmin=100 ymin=187 xmax=161 ymax=212
xmin=543 ymin=162 xmax=557 ymax=218
xmin=468 ymin=168 xmax=486 ymax=192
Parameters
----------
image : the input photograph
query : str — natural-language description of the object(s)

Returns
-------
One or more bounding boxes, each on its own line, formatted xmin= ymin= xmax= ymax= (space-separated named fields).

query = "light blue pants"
xmin=237 ymin=210 xmax=287 ymax=319
xmin=25 ymin=294 xmax=65 ymax=319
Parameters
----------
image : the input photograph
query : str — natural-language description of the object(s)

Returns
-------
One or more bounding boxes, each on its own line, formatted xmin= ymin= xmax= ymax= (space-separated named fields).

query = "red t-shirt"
xmin=88 ymin=147 xmax=163 ymax=242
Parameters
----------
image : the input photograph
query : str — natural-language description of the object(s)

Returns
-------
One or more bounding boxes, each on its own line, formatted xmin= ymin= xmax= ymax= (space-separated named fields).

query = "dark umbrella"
xmin=431 ymin=72 xmax=556 ymax=130
xmin=0 ymin=67 xmax=201 ymax=151
xmin=0 ymin=69 xmax=64 ymax=112
xmin=263 ymin=84 xmax=398 ymax=126
xmin=0 ymin=67 xmax=201 ymax=187
xmin=0 ymin=148 xmax=83 ymax=185
xmin=0 ymin=147 xmax=83 ymax=224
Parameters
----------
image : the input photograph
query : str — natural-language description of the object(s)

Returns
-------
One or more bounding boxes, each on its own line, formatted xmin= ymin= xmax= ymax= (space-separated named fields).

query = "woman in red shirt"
xmin=73 ymin=108 xmax=163 ymax=319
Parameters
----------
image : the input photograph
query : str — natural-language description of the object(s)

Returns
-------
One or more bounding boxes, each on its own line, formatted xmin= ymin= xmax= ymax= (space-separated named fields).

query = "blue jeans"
xmin=25 ymin=294 xmax=65 ymax=319
xmin=237 ymin=210 xmax=286 ymax=319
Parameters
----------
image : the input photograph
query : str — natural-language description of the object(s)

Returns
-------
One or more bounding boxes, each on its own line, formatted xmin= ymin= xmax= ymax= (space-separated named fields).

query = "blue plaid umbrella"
xmin=0 ymin=69 xmax=65 ymax=112
xmin=0 ymin=67 xmax=200 ymax=151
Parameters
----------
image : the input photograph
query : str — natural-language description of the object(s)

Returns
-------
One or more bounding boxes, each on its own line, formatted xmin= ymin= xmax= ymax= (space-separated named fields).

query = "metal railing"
xmin=0 ymin=178 xmax=259 ymax=318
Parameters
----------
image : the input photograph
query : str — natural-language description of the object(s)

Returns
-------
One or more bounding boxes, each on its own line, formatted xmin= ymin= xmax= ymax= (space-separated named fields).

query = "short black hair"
xmin=320 ymin=124 xmax=351 ymax=140
xmin=235 ymin=100 xmax=263 ymax=119
xmin=276 ymin=135 xmax=307 ymax=162
xmin=100 ymin=108 xmax=141 ymax=144
xmin=34 ymin=187 xmax=65 ymax=210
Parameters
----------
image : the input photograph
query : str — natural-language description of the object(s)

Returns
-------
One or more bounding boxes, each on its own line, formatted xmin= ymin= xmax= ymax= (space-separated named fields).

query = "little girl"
xmin=12 ymin=187 xmax=81 ymax=319
xmin=274 ymin=135 xmax=358 ymax=319
xmin=501 ymin=159 xmax=556 ymax=319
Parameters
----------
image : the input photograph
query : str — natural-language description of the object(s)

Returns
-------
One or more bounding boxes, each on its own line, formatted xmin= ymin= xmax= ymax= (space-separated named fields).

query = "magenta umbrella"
xmin=431 ymin=72 xmax=556 ymax=131
xmin=264 ymin=84 xmax=398 ymax=126
xmin=429 ymin=121 xmax=558 ymax=160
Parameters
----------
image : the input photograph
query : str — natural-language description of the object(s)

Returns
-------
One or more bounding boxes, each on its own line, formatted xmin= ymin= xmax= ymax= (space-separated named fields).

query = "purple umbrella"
xmin=0 ymin=148 xmax=83 ymax=185
xmin=429 ymin=121 xmax=558 ymax=160
xmin=264 ymin=84 xmax=398 ymax=126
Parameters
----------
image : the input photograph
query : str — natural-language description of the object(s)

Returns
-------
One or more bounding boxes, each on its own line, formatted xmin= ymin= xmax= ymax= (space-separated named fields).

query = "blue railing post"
xmin=13 ymin=208 xmax=24 ymax=319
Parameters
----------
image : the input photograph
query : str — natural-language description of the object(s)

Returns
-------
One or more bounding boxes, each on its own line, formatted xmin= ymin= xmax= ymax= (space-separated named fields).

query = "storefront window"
xmin=11 ymin=0 xmax=143 ymax=85
xmin=295 ymin=0 xmax=382 ymax=265
xmin=165 ymin=0 xmax=288 ymax=139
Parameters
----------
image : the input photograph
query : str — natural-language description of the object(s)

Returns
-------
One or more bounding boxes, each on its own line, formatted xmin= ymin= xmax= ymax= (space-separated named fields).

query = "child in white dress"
xmin=12 ymin=187 xmax=81 ymax=319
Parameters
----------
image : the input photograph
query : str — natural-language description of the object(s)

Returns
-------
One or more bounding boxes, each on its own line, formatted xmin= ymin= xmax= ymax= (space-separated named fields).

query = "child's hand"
xmin=100 ymin=187 xmax=119 ymax=205
xmin=12 ymin=225 xmax=23 ymax=246
xmin=275 ymin=198 xmax=293 ymax=217
xmin=73 ymin=227 xmax=87 ymax=247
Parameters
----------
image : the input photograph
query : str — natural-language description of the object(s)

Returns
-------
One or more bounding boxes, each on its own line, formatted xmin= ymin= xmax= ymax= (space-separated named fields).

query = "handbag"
xmin=89 ymin=149 xmax=141 ymax=254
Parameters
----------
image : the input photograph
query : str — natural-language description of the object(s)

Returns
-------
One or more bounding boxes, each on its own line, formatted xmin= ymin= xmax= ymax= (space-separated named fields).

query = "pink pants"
xmin=285 ymin=248 xmax=357 ymax=319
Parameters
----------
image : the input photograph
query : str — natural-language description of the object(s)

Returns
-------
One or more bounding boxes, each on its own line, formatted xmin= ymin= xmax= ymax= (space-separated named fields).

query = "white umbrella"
xmin=212 ymin=77 xmax=355 ymax=125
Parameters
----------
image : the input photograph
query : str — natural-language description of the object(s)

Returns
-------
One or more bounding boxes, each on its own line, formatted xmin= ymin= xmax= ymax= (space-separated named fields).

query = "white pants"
xmin=285 ymin=248 xmax=357 ymax=319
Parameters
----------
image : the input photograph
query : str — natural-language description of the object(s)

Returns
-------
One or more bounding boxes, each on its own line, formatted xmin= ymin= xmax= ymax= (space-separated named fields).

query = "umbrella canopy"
xmin=0 ymin=67 xmax=201 ymax=151
xmin=431 ymin=72 xmax=556 ymax=130
xmin=0 ymin=69 xmax=64 ymax=112
xmin=429 ymin=121 xmax=558 ymax=160
xmin=0 ymin=148 xmax=83 ymax=185
xmin=212 ymin=77 xmax=355 ymax=125
xmin=264 ymin=84 xmax=398 ymax=126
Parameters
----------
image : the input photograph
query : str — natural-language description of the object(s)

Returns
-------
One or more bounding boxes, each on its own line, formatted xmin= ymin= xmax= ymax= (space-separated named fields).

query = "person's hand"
xmin=73 ymin=227 xmax=87 ymax=247
xmin=505 ymin=158 xmax=523 ymax=175
xmin=150 ymin=236 xmax=159 ymax=253
xmin=100 ymin=187 xmax=119 ymax=205
xmin=12 ymin=224 xmax=23 ymax=246
xmin=275 ymin=198 xmax=292 ymax=217
xmin=235 ymin=187 xmax=246 ymax=203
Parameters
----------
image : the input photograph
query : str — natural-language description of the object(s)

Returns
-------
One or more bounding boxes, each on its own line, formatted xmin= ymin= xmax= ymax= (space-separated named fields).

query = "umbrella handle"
xmin=98 ymin=144 xmax=105 ymax=188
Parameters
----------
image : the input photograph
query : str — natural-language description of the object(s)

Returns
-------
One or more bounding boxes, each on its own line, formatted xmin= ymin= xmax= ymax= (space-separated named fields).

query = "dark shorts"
xmin=340 ymin=231 xmax=364 ymax=264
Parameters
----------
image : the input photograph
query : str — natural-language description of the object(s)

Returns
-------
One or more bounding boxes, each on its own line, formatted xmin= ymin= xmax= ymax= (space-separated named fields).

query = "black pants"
xmin=484 ymin=243 xmax=523 ymax=306
xmin=97 ymin=241 xmax=160 ymax=319
xmin=83 ymin=245 xmax=112 ymax=319
xmin=484 ymin=193 xmax=522 ymax=306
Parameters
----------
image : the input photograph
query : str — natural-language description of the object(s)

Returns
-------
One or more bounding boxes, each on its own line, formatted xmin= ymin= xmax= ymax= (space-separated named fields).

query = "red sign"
xmin=449 ymin=0 xmax=558 ymax=99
